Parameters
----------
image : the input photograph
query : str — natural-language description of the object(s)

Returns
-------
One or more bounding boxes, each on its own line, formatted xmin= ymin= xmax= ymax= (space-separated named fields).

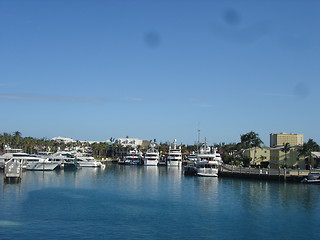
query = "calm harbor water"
xmin=1 ymin=164 xmax=320 ymax=240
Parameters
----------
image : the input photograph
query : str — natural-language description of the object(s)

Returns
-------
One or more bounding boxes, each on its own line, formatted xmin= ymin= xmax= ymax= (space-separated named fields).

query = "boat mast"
xmin=197 ymin=128 xmax=200 ymax=153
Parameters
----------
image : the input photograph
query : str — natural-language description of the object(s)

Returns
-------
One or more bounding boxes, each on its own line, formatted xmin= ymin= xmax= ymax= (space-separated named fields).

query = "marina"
xmin=1 ymin=147 xmax=318 ymax=183
xmin=1 ymin=164 xmax=320 ymax=240
xmin=1 ymin=0 xmax=319 ymax=239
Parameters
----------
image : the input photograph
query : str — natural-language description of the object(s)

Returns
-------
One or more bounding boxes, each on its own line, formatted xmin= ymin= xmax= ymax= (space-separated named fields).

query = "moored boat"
xmin=194 ymin=140 xmax=222 ymax=177
xmin=195 ymin=161 xmax=219 ymax=177
xmin=143 ymin=143 xmax=159 ymax=166
xmin=301 ymin=173 xmax=320 ymax=184
xmin=167 ymin=139 xmax=182 ymax=167
xmin=0 ymin=152 xmax=61 ymax=171
xmin=123 ymin=148 xmax=143 ymax=165
xmin=75 ymin=153 xmax=102 ymax=167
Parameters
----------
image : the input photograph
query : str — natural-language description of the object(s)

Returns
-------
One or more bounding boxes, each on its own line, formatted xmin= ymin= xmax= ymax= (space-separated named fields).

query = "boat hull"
xmin=144 ymin=160 xmax=158 ymax=166
xmin=195 ymin=165 xmax=219 ymax=177
xmin=167 ymin=160 xmax=181 ymax=167
xmin=26 ymin=162 xmax=60 ymax=171
xmin=78 ymin=162 xmax=102 ymax=167
xmin=197 ymin=172 xmax=218 ymax=177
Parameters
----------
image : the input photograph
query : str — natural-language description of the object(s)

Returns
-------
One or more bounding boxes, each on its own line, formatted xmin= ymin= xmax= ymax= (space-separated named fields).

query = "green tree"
xmin=298 ymin=139 xmax=319 ymax=169
xmin=281 ymin=142 xmax=291 ymax=167
xmin=240 ymin=131 xmax=264 ymax=165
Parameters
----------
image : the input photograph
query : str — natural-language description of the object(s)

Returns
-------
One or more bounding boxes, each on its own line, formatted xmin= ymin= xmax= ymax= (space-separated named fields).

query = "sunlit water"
xmin=1 ymin=164 xmax=319 ymax=240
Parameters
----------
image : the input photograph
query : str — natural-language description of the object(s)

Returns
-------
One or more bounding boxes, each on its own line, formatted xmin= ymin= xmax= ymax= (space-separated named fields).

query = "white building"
xmin=52 ymin=137 xmax=76 ymax=144
xmin=115 ymin=138 xmax=143 ymax=148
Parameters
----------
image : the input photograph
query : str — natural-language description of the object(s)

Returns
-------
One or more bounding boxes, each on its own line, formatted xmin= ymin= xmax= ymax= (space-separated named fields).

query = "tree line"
xmin=1 ymin=131 xmax=319 ymax=166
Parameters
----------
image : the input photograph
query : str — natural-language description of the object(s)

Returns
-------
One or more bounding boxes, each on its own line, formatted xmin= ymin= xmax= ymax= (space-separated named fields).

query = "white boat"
xmin=301 ymin=173 xmax=320 ymax=184
xmin=144 ymin=144 xmax=159 ymax=166
xmin=0 ymin=152 xmax=60 ymax=171
xmin=195 ymin=141 xmax=222 ymax=177
xmin=0 ymin=148 xmax=23 ymax=169
xmin=26 ymin=158 xmax=61 ymax=171
xmin=196 ymin=141 xmax=222 ymax=163
xmin=76 ymin=155 xmax=102 ymax=167
xmin=123 ymin=148 xmax=143 ymax=165
xmin=167 ymin=139 xmax=182 ymax=167
xmin=46 ymin=152 xmax=79 ymax=169
xmin=195 ymin=161 xmax=219 ymax=177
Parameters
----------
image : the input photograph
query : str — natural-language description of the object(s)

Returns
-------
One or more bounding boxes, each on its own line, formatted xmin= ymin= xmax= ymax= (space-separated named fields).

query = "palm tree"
xmin=240 ymin=131 xmax=264 ymax=165
xmin=12 ymin=131 xmax=22 ymax=149
xmin=281 ymin=142 xmax=291 ymax=167
xmin=252 ymin=137 xmax=263 ymax=165
xmin=298 ymin=139 xmax=319 ymax=169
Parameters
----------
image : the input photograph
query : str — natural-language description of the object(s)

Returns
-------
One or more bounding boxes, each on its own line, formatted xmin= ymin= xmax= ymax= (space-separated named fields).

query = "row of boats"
xmin=119 ymin=139 xmax=223 ymax=177
xmin=1 ymin=139 xmax=223 ymax=177
xmin=0 ymin=151 xmax=103 ymax=171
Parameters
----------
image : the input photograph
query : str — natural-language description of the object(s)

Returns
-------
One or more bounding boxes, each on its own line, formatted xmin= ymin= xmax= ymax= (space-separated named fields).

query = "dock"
xmin=4 ymin=158 xmax=22 ymax=183
xmin=219 ymin=164 xmax=315 ymax=183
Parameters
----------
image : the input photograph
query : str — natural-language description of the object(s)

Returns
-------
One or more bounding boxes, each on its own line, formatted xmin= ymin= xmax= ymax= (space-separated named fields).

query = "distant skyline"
xmin=1 ymin=0 xmax=320 ymax=145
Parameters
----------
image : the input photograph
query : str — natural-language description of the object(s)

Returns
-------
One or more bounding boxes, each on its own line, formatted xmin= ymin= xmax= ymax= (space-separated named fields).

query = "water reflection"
xmin=1 ymin=166 xmax=320 ymax=240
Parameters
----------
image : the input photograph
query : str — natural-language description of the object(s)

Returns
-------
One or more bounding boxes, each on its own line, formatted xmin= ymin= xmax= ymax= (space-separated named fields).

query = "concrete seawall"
xmin=219 ymin=165 xmax=315 ymax=183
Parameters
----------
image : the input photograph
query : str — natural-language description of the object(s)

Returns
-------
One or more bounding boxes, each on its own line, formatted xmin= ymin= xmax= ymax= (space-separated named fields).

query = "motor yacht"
xmin=195 ymin=141 xmax=222 ymax=177
xmin=46 ymin=152 xmax=79 ymax=169
xmin=0 ymin=152 xmax=61 ymax=171
xmin=75 ymin=153 xmax=102 ymax=167
xmin=144 ymin=143 xmax=159 ymax=166
xmin=123 ymin=148 xmax=143 ymax=165
xmin=167 ymin=139 xmax=182 ymax=167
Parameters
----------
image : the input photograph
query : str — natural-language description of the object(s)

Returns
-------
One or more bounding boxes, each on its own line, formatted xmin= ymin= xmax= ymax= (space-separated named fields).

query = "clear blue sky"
xmin=1 ymin=0 xmax=320 ymax=146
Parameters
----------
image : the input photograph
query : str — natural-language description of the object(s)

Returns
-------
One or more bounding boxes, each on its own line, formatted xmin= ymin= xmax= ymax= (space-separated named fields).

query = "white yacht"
xmin=124 ymin=148 xmax=143 ymax=165
xmin=167 ymin=139 xmax=182 ymax=167
xmin=47 ymin=152 xmax=79 ymax=169
xmin=75 ymin=154 xmax=102 ymax=167
xmin=143 ymin=144 xmax=159 ymax=166
xmin=195 ymin=141 xmax=222 ymax=177
xmin=195 ymin=161 xmax=219 ymax=177
xmin=0 ymin=148 xmax=23 ymax=169
xmin=0 ymin=152 xmax=61 ymax=171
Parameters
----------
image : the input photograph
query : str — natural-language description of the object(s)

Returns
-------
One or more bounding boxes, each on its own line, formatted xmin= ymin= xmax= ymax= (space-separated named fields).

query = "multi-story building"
xmin=243 ymin=147 xmax=270 ymax=167
xmin=114 ymin=138 xmax=143 ymax=148
xmin=52 ymin=136 xmax=76 ymax=144
xmin=269 ymin=146 xmax=305 ymax=169
xmin=270 ymin=133 xmax=304 ymax=147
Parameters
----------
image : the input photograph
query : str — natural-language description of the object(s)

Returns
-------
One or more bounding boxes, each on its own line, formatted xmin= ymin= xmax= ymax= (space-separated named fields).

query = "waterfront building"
xmin=269 ymin=146 xmax=304 ymax=169
xmin=243 ymin=147 xmax=270 ymax=167
xmin=52 ymin=137 xmax=76 ymax=144
xmin=270 ymin=133 xmax=304 ymax=147
xmin=114 ymin=138 xmax=143 ymax=148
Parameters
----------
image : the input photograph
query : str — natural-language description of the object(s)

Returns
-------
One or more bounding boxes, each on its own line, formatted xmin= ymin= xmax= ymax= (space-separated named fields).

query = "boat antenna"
xmin=197 ymin=128 xmax=200 ymax=152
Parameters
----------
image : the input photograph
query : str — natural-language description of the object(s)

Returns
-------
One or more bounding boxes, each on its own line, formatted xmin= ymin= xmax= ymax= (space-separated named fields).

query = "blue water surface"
xmin=1 ymin=164 xmax=319 ymax=240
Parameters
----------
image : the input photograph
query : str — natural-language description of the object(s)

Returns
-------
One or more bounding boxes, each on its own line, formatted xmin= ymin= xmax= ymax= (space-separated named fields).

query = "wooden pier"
xmin=4 ymin=159 xmax=22 ymax=183
xmin=219 ymin=164 xmax=315 ymax=183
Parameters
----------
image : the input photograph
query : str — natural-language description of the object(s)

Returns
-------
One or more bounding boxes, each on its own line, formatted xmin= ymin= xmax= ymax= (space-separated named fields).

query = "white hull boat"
xmin=195 ymin=161 xmax=219 ymax=177
xmin=167 ymin=139 xmax=182 ymax=167
xmin=0 ymin=152 xmax=61 ymax=171
xmin=26 ymin=161 xmax=60 ymax=171
xmin=144 ymin=144 xmax=159 ymax=166
xmin=76 ymin=156 xmax=102 ymax=167
xmin=123 ymin=149 xmax=143 ymax=165
xmin=195 ymin=140 xmax=222 ymax=177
